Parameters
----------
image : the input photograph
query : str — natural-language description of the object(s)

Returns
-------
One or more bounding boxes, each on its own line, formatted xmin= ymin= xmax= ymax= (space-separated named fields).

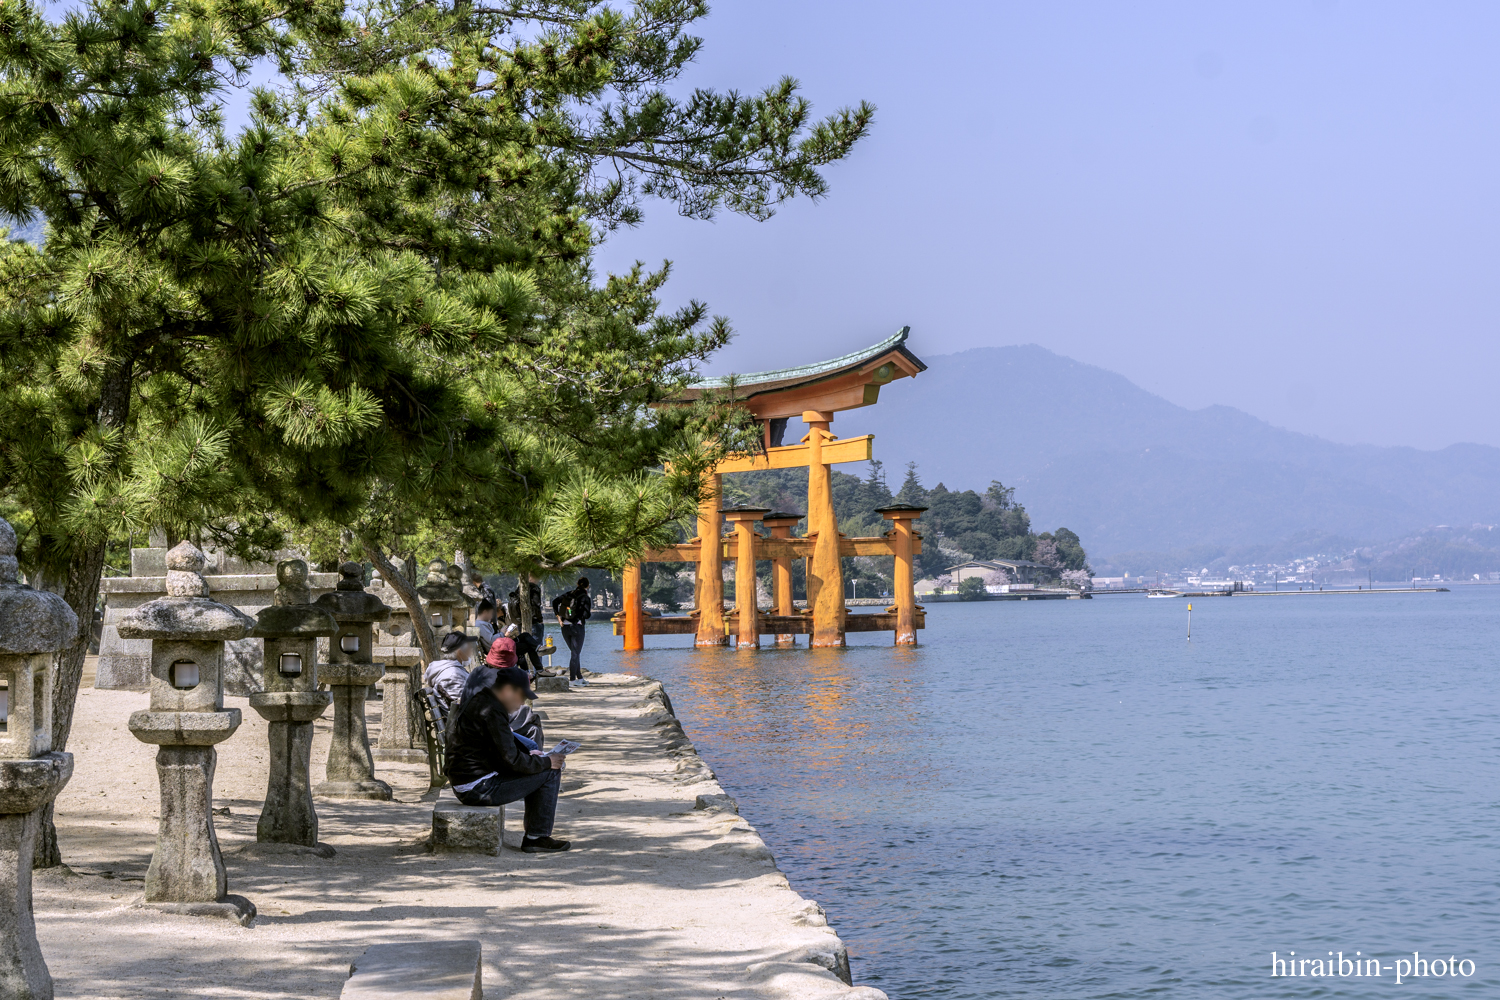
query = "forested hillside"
xmin=715 ymin=460 xmax=1089 ymax=599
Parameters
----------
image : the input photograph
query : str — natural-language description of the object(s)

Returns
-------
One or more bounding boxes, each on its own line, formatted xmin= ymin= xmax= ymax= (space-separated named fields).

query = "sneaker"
xmin=571 ymin=678 xmax=588 ymax=686
xmin=521 ymin=836 xmax=571 ymax=853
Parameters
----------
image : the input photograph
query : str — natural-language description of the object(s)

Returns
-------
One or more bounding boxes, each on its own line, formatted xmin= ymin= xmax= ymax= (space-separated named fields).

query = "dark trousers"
xmin=522 ymin=648 xmax=543 ymax=676
xmin=560 ymin=623 xmax=586 ymax=679
xmin=456 ymin=769 xmax=560 ymax=837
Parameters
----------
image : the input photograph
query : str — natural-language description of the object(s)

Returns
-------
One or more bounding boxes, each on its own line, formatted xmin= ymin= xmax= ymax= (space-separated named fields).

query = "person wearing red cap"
xmin=484 ymin=637 xmax=542 ymax=744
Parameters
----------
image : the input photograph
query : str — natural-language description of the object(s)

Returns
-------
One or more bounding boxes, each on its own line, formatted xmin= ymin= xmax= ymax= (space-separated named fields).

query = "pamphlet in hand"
xmin=517 ymin=730 xmax=580 ymax=757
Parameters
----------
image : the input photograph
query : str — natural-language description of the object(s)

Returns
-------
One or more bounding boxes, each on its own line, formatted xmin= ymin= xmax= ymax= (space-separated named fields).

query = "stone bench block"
xmin=534 ymin=675 xmax=569 ymax=693
xmin=340 ymin=940 xmax=483 ymax=999
xmin=432 ymin=790 xmax=502 ymax=855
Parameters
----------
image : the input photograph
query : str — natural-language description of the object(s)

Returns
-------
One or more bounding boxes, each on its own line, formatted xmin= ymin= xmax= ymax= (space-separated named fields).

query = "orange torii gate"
xmin=615 ymin=328 xmax=929 ymax=650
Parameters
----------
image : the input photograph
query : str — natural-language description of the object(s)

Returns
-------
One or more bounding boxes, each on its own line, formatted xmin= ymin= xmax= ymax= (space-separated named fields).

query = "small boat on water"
xmin=1146 ymin=589 xmax=1183 ymax=598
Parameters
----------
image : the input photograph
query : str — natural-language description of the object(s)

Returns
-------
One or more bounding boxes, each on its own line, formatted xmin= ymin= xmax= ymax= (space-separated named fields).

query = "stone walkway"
xmin=35 ymin=673 xmax=883 ymax=999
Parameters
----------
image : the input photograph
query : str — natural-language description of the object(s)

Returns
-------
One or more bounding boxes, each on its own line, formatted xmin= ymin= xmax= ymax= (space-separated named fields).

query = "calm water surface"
xmin=589 ymin=589 xmax=1500 ymax=999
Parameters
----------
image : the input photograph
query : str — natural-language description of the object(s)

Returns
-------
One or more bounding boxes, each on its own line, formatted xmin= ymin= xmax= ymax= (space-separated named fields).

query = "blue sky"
xmin=591 ymin=1 xmax=1500 ymax=451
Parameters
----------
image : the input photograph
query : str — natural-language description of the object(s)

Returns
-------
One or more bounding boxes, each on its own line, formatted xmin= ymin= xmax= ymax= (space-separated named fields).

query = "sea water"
xmin=593 ymin=588 xmax=1500 ymax=999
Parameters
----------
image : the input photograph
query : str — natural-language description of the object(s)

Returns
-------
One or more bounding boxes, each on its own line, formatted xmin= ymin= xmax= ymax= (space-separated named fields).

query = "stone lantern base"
xmin=128 ymin=711 xmax=254 ymax=924
xmin=316 ymin=661 xmax=392 ymax=801
xmin=373 ymin=664 xmax=428 ymax=764
xmin=0 ymin=753 xmax=71 ymax=1000
xmin=250 ymin=691 xmax=333 ymax=850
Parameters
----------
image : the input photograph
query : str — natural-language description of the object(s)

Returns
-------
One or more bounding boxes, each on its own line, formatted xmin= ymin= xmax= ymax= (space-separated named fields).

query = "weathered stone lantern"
xmin=314 ymin=563 xmax=393 ymax=800
xmin=0 ymin=517 xmax=77 ymax=998
xmin=249 ymin=559 xmax=336 ymax=852
xmin=119 ymin=540 xmax=256 ymax=924
xmin=418 ymin=559 xmax=463 ymax=634
xmin=444 ymin=562 xmax=472 ymax=630
xmin=372 ymin=560 xmax=459 ymax=763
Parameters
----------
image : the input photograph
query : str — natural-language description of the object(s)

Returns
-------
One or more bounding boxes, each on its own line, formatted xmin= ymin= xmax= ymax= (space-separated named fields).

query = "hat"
xmin=485 ymin=636 xmax=517 ymax=669
xmin=439 ymin=630 xmax=476 ymax=655
xmin=492 ymin=665 xmax=536 ymax=701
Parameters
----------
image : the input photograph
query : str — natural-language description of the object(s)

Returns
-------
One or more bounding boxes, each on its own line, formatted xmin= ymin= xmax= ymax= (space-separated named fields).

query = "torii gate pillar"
xmin=803 ymin=410 xmax=845 ymax=647
xmin=694 ymin=473 xmax=728 ymax=647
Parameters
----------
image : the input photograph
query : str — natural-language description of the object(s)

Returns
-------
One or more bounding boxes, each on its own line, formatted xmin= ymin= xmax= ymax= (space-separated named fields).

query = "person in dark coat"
xmin=504 ymin=621 xmax=546 ymax=677
xmin=506 ymin=580 xmax=546 ymax=645
xmin=550 ymin=576 xmax=592 ymax=683
xmin=444 ymin=663 xmax=570 ymax=852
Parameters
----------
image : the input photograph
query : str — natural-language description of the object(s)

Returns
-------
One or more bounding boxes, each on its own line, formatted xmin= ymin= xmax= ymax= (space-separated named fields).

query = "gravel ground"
xmin=35 ymin=672 xmax=884 ymax=1000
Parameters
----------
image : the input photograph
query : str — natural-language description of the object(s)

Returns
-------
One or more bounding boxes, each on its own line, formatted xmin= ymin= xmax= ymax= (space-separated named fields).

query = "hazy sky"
xmin=592 ymin=1 xmax=1500 ymax=451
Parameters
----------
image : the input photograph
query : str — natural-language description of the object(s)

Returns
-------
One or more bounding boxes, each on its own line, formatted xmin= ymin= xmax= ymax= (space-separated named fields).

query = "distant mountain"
xmin=848 ymin=345 xmax=1500 ymax=565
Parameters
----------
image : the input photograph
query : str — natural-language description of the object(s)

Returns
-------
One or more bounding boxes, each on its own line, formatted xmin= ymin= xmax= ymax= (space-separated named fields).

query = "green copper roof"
xmin=688 ymin=326 xmax=918 ymax=390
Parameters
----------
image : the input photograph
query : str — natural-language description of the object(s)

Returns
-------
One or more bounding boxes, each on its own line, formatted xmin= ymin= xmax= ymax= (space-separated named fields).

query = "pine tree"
xmin=896 ymin=461 xmax=927 ymax=505
xmin=0 ymin=0 xmax=874 ymax=863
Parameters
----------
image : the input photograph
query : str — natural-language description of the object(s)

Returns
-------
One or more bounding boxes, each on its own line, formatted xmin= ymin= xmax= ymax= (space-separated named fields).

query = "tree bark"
xmin=362 ymin=539 xmax=439 ymax=665
xmin=37 ymin=354 xmax=135 ymax=869
xmin=518 ymin=572 xmax=537 ymax=634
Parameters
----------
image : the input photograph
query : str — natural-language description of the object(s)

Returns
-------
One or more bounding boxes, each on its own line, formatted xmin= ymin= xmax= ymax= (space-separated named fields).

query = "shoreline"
xmin=34 ymin=671 xmax=886 ymax=999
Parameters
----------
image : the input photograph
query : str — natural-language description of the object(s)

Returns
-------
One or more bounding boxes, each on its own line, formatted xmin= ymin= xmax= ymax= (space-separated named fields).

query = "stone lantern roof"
xmin=416 ymin=559 xmax=463 ymax=607
xmin=116 ymin=542 xmax=255 ymax=641
xmin=0 ymin=519 xmax=78 ymax=654
xmin=252 ymin=559 xmax=338 ymax=638
xmin=314 ymin=563 xmax=391 ymax=622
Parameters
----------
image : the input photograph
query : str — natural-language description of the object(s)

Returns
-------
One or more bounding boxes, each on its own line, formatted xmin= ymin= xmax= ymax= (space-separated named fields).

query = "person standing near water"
xmin=551 ymin=576 xmax=592 ymax=684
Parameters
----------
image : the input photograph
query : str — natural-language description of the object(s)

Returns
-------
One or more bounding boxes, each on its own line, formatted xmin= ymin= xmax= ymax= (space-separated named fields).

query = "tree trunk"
xmin=37 ymin=354 xmax=135 ymax=869
xmin=518 ymin=572 xmax=536 ymax=634
xmin=362 ymin=539 xmax=439 ymax=665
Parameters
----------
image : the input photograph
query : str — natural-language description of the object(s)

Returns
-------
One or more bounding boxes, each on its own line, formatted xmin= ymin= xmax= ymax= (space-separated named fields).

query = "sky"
xmin=590 ymin=1 xmax=1500 ymax=451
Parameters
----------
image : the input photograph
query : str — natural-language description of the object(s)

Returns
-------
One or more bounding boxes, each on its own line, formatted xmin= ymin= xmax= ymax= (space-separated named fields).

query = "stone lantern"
xmin=444 ymin=563 xmax=472 ymax=630
xmin=314 ymin=563 xmax=393 ymax=800
xmin=249 ymin=559 xmax=336 ymax=852
xmin=372 ymin=560 xmax=459 ymax=763
xmin=418 ymin=559 xmax=463 ymax=635
xmin=0 ymin=517 xmax=77 ymax=998
xmin=119 ymin=540 xmax=256 ymax=924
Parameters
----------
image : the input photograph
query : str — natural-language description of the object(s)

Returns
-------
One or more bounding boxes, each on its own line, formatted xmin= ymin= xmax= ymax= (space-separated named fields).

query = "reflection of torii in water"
xmin=617 ymin=328 xmax=929 ymax=650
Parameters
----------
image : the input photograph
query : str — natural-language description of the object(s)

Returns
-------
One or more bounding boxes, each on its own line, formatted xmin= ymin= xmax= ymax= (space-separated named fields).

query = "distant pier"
xmin=1094 ymin=587 xmax=1449 ymax=598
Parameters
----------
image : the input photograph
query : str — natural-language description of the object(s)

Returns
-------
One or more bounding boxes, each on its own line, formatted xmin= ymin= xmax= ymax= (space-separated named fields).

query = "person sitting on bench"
xmin=423 ymin=631 xmax=477 ymax=716
xmin=503 ymin=622 xmax=546 ymax=678
xmin=483 ymin=635 xmax=543 ymax=745
xmin=445 ymin=664 xmax=570 ymax=853
xmin=474 ymin=598 xmax=499 ymax=654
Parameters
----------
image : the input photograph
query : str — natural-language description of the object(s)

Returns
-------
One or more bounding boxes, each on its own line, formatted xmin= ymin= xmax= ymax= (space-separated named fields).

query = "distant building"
xmin=946 ymin=559 xmax=1058 ymax=585
xmin=1195 ymin=579 xmax=1254 ymax=593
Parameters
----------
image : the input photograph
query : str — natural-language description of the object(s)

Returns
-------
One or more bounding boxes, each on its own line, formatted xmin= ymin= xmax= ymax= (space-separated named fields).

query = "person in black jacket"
xmin=503 ymin=622 xmax=546 ymax=678
xmin=551 ymin=576 xmax=592 ymax=683
xmin=444 ymin=664 xmax=570 ymax=852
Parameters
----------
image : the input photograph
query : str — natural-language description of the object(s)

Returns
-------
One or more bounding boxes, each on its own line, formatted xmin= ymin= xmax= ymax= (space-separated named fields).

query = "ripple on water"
xmin=599 ymin=590 xmax=1500 ymax=999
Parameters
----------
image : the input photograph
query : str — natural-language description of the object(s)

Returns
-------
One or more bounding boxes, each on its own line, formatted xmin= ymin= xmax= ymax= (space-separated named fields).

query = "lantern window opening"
xmin=430 ymin=612 xmax=443 ymax=626
xmin=340 ymin=634 xmax=360 ymax=654
xmin=33 ymin=674 xmax=42 ymax=732
xmin=0 ymin=678 xmax=8 ymax=733
xmin=278 ymin=651 xmax=304 ymax=677
xmin=169 ymin=659 xmax=200 ymax=690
